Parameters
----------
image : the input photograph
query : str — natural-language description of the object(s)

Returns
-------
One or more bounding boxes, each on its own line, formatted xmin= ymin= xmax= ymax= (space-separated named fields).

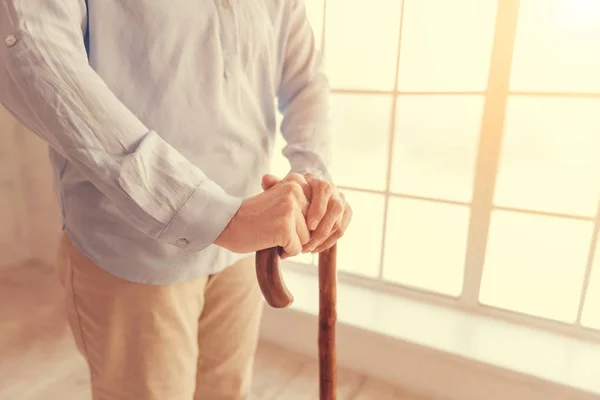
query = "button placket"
xmin=215 ymin=0 xmax=237 ymax=81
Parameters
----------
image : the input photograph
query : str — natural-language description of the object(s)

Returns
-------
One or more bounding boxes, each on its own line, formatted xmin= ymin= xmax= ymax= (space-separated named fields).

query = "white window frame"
xmin=301 ymin=0 xmax=600 ymax=343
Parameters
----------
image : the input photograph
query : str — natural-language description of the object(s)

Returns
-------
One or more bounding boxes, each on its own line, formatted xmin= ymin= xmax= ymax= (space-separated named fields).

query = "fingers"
xmin=280 ymin=227 xmax=302 ymax=259
xmin=261 ymin=174 xmax=280 ymax=191
xmin=303 ymin=194 xmax=345 ymax=252
xmin=263 ymin=173 xmax=312 ymax=203
xmin=311 ymin=232 xmax=341 ymax=254
xmin=313 ymin=199 xmax=352 ymax=253
xmin=295 ymin=208 xmax=311 ymax=247
xmin=265 ymin=173 xmax=350 ymax=258
xmin=305 ymin=177 xmax=333 ymax=231
xmin=285 ymin=173 xmax=312 ymax=202
xmin=281 ymin=181 xmax=310 ymax=216
xmin=282 ymin=208 xmax=311 ymax=259
xmin=273 ymin=176 xmax=311 ymax=257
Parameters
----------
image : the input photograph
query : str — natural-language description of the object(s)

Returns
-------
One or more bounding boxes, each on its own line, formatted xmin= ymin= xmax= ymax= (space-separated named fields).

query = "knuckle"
xmin=332 ymin=221 xmax=342 ymax=231
xmin=286 ymin=172 xmax=304 ymax=182
xmin=345 ymin=208 xmax=353 ymax=221
xmin=332 ymin=199 xmax=344 ymax=214
xmin=291 ymin=183 xmax=304 ymax=197
xmin=280 ymin=200 xmax=295 ymax=214
xmin=319 ymin=181 xmax=333 ymax=194
xmin=282 ymin=181 xmax=302 ymax=197
xmin=282 ymin=181 xmax=296 ymax=194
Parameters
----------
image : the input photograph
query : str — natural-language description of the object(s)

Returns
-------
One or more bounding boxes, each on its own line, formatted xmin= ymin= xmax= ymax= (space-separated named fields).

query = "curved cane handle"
xmin=255 ymin=247 xmax=294 ymax=308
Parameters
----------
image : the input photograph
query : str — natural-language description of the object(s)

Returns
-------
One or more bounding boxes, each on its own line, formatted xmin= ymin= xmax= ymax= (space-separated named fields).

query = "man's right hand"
xmin=214 ymin=174 xmax=311 ymax=257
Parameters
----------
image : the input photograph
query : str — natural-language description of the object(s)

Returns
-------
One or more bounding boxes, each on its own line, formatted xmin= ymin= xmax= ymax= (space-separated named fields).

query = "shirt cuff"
xmin=158 ymin=180 xmax=243 ymax=252
xmin=284 ymin=145 xmax=333 ymax=183
xmin=290 ymin=165 xmax=334 ymax=183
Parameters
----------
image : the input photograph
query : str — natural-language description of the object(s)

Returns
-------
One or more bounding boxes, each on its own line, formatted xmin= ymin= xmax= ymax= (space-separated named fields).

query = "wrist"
xmin=291 ymin=167 xmax=333 ymax=183
xmin=214 ymin=209 xmax=236 ymax=249
xmin=214 ymin=199 xmax=249 ymax=253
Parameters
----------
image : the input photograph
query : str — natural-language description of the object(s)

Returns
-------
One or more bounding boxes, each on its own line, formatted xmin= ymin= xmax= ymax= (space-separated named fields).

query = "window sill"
xmin=259 ymin=265 xmax=600 ymax=400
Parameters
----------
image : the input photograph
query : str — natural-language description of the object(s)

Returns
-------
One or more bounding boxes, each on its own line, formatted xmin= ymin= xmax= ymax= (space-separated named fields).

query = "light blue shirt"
xmin=0 ymin=0 xmax=331 ymax=284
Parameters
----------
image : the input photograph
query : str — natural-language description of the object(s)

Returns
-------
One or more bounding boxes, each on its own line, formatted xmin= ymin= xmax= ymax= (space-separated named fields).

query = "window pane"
xmin=480 ymin=211 xmax=592 ymax=323
xmin=391 ymin=95 xmax=483 ymax=202
xmin=305 ymin=0 xmax=324 ymax=50
xmin=494 ymin=97 xmax=600 ymax=216
xmin=324 ymin=0 xmax=402 ymax=90
xmin=510 ymin=0 xmax=600 ymax=92
xmin=383 ymin=198 xmax=470 ymax=296
xmin=581 ymin=235 xmax=600 ymax=330
xmin=337 ymin=190 xmax=385 ymax=277
xmin=329 ymin=94 xmax=392 ymax=191
xmin=397 ymin=0 xmax=497 ymax=92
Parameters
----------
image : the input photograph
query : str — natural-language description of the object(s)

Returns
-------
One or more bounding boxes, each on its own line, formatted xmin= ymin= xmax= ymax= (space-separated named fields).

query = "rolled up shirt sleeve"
xmin=0 ymin=0 xmax=242 ymax=252
xmin=277 ymin=0 xmax=333 ymax=182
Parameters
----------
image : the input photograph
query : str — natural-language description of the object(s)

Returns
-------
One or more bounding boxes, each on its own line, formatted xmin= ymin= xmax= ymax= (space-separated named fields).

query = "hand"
xmin=260 ymin=173 xmax=312 ymax=258
xmin=301 ymin=172 xmax=352 ymax=253
xmin=214 ymin=175 xmax=311 ymax=257
xmin=262 ymin=172 xmax=352 ymax=254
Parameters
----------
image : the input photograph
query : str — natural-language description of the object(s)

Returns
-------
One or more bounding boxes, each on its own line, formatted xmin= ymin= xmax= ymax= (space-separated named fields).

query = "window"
xmin=274 ymin=0 xmax=600 ymax=339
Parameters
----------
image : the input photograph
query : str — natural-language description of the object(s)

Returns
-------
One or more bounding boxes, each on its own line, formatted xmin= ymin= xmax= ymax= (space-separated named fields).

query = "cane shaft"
xmin=318 ymin=245 xmax=337 ymax=400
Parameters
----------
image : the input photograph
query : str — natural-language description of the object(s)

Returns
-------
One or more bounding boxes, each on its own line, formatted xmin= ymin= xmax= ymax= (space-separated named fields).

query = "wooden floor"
xmin=0 ymin=262 xmax=425 ymax=400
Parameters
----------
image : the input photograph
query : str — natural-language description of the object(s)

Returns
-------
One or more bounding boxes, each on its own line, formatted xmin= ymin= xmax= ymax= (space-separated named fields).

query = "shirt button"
xmin=176 ymin=238 xmax=189 ymax=247
xmin=222 ymin=0 xmax=230 ymax=7
xmin=5 ymin=34 xmax=18 ymax=48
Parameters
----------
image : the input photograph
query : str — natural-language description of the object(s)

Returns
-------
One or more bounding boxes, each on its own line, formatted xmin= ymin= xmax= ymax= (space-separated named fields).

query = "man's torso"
xmin=55 ymin=0 xmax=290 ymax=283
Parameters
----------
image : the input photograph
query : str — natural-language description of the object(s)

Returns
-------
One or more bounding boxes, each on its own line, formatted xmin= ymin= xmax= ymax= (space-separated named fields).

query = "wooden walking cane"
xmin=256 ymin=245 xmax=337 ymax=400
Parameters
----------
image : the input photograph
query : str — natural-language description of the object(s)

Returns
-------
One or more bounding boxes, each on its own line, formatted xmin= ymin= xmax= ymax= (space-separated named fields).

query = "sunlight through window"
xmin=555 ymin=0 xmax=600 ymax=31
xmin=270 ymin=0 xmax=600 ymax=336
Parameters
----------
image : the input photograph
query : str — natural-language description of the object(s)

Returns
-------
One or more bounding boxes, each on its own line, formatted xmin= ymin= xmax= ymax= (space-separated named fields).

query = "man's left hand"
xmin=262 ymin=172 xmax=352 ymax=254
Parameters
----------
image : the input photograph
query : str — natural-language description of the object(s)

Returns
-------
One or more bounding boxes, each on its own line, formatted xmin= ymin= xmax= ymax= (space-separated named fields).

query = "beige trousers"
xmin=56 ymin=234 xmax=263 ymax=400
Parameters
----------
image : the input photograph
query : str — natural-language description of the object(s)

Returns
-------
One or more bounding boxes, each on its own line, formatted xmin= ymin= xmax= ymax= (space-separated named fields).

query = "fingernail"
xmin=309 ymin=219 xmax=318 ymax=230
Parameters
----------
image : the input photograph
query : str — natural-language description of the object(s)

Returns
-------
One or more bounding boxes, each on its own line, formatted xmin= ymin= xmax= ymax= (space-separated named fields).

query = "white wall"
xmin=0 ymin=107 xmax=61 ymax=268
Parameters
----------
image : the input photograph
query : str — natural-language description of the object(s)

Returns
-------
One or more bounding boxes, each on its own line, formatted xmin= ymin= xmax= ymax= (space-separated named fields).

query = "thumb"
xmin=261 ymin=174 xmax=280 ymax=191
